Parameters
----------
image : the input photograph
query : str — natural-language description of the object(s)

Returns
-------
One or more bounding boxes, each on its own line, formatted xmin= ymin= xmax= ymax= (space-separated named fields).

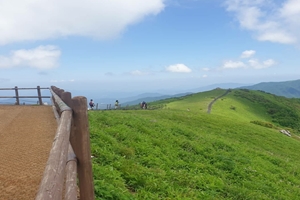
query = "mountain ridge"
xmin=240 ymin=79 xmax=300 ymax=98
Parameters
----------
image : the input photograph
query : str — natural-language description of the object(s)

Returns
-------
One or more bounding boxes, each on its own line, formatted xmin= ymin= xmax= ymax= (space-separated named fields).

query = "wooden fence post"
xmin=70 ymin=96 xmax=95 ymax=200
xmin=65 ymin=145 xmax=78 ymax=200
xmin=35 ymin=111 xmax=72 ymax=200
xmin=14 ymin=86 xmax=19 ymax=105
xmin=57 ymin=89 xmax=65 ymax=98
xmin=61 ymin=92 xmax=72 ymax=108
xmin=37 ymin=86 xmax=43 ymax=105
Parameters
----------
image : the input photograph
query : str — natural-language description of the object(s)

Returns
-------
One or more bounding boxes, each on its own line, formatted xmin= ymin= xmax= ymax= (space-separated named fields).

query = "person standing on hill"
xmin=140 ymin=101 xmax=147 ymax=109
xmin=115 ymin=100 xmax=119 ymax=109
xmin=89 ymin=99 xmax=95 ymax=110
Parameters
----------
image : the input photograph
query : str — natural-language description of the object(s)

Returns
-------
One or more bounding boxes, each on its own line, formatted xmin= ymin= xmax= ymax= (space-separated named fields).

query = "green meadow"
xmin=89 ymin=89 xmax=300 ymax=200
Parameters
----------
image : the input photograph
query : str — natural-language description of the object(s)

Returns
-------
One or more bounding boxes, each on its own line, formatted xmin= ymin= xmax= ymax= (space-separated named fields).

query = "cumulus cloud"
xmin=222 ymin=60 xmax=246 ymax=69
xmin=166 ymin=64 xmax=192 ymax=73
xmin=248 ymin=59 xmax=276 ymax=69
xmin=225 ymin=0 xmax=300 ymax=44
xmin=221 ymin=50 xmax=276 ymax=70
xmin=0 ymin=0 xmax=165 ymax=45
xmin=202 ymin=67 xmax=210 ymax=71
xmin=0 ymin=45 xmax=61 ymax=69
xmin=263 ymin=59 xmax=276 ymax=67
xmin=241 ymin=50 xmax=256 ymax=58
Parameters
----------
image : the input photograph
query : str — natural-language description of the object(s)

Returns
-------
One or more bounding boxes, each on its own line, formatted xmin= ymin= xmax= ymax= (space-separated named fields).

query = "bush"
xmin=250 ymin=120 xmax=274 ymax=128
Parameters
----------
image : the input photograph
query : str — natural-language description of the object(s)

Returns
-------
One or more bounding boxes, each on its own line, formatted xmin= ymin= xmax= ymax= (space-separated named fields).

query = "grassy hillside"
xmin=122 ymin=92 xmax=193 ymax=106
xmin=89 ymin=89 xmax=300 ymax=199
xmin=242 ymin=79 xmax=300 ymax=98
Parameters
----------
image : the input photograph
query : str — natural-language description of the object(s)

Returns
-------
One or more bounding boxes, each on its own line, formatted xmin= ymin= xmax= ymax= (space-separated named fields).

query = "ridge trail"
xmin=207 ymin=89 xmax=231 ymax=114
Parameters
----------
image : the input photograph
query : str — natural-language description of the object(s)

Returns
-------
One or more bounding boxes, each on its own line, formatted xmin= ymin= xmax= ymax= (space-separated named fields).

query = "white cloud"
xmin=241 ymin=50 xmax=256 ymax=58
xmin=248 ymin=59 xmax=260 ymax=68
xmin=263 ymin=59 xmax=276 ymax=67
xmin=221 ymin=50 xmax=276 ymax=70
xmin=166 ymin=64 xmax=192 ymax=73
xmin=202 ymin=74 xmax=208 ymax=78
xmin=0 ymin=0 xmax=165 ymax=45
xmin=222 ymin=60 xmax=246 ymax=69
xmin=0 ymin=45 xmax=61 ymax=69
xmin=225 ymin=0 xmax=300 ymax=44
xmin=202 ymin=67 xmax=210 ymax=71
xmin=247 ymin=58 xmax=276 ymax=69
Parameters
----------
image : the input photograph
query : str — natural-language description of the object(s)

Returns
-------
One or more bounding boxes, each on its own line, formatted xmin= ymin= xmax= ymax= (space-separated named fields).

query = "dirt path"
xmin=0 ymin=106 xmax=57 ymax=200
xmin=207 ymin=89 xmax=231 ymax=114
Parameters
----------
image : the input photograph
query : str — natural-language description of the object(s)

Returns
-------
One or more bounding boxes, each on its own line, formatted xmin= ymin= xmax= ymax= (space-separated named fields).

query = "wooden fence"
xmin=92 ymin=103 xmax=122 ymax=110
xmin=0 ymin=86 xmax=50 ymax=105
xmin=35 ymin=86 xmax=95 ymax=200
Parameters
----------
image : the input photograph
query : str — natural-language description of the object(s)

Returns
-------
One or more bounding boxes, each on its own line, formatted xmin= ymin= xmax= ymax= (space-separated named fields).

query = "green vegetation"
xmin=242 ymin=79 xmax=300 ymax=98
xmin=89 ymin=89 xmax=300 ymax=199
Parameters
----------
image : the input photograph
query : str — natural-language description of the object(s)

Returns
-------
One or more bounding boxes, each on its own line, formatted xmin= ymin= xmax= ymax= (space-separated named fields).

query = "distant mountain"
xmin=189 ymin=83 xmax=250 ymax=93
xmin=241 ymin=79 xmax=300 ymax=98
xmin=122 ymin=92 xmax=193 ymax=106
xmin=92 ymin=93 xmax=168 ymax=109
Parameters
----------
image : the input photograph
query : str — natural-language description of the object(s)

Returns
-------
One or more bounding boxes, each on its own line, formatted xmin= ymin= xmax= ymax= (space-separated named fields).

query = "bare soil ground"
xmin=0 ymin=106 xmax=57 ymax=200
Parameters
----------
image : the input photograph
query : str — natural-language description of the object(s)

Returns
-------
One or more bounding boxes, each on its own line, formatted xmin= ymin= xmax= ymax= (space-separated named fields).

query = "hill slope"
xmin=241 ymin=79 xmax=300 ymax=98
xmin=122 ymin=92 xmax=193 ymax=106
xmin=89 ymin=89 xmax=300 ymax=199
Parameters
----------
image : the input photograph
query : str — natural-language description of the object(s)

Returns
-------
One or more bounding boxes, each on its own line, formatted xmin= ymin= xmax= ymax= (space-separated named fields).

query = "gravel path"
xmin=0 ymin=106 xmax=56 ymax=200
xmin=207 ymin=89 xmax=231 ymax=114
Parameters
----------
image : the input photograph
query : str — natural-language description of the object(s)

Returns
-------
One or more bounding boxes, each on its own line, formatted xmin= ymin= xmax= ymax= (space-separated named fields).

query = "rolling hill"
xmin=88 ymin=88 xmax=300 ymax=199
xmin=122 ymin=92 xmax=193 ymax=106
xmin=241 ymin=79 xmax=300 ymax=98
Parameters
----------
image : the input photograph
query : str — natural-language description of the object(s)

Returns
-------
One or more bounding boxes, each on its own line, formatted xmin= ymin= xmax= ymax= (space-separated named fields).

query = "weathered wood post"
xmin=37 ymin=86 xmax=43 ymax=105
xmin=14 ymin=86 xmax=19 ymax=105
xmin=96 ymin=103 xmax=98 ymax=110
xmin=57 ymin=89 xmax=64 ymax=98
xmin=65 ymin=145 xmax=78 ymax=200
xmin=61 ymin=91 xmax=78 ymax=200
xmin=70 ymin=96 xmax=95 ymax=200
xmin=35 ymin=105 xmax=72 ymax=200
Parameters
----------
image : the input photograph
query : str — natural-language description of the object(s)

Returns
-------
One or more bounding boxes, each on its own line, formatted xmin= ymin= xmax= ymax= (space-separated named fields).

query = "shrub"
xmin=250 ymin=120 xmax=274 ymax=128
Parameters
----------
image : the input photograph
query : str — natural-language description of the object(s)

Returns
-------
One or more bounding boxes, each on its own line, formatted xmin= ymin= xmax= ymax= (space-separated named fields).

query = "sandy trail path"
xmin=0 ymin=106 xmax=56 ymax=200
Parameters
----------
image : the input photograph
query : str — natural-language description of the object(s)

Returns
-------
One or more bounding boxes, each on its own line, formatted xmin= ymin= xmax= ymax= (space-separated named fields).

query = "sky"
xmin=0 ymin=0 xmax=300 ymax=98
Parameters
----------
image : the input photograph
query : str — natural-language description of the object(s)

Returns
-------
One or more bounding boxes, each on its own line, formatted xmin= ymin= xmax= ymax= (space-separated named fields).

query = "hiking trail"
xmin=207 ymin=89 xmax=231 ymax=114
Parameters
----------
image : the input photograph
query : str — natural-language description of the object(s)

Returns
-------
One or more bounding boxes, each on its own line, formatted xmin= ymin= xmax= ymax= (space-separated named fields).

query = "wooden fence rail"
xmin=0 ymin=86 xmax=50 ymax=105
xmin=35 ymin=86 xmax=95 ymax=200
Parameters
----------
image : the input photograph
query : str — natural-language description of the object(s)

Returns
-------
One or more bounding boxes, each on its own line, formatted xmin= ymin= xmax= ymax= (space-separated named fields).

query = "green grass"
xmin=166 ymin=89 xmax=227 ymax=113
xmin=210 ymin=90 xmax=273 ymax=122
xmin=89 ymin=89 xmax=300 ymax=199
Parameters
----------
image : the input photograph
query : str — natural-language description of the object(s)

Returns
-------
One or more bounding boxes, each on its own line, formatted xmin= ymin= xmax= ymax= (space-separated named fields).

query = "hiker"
xmin=115 ymin=100 xmax=119 ymax=109
xmin=89 ymin=99 xmax=95 ymax=110
xmin=140 ymin=101 xmax=147 ymax=109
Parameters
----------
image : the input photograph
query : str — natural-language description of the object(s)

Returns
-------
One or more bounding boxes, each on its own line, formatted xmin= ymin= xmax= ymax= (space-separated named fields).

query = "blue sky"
xmin=0 ymin=0 xmax=300 ymax=98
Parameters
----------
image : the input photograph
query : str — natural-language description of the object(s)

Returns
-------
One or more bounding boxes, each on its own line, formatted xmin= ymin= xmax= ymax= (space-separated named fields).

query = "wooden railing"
xmin=0 ymin=86 xmax=50 ymax=105
xmin=35 ymin=86 xmax=95 ymax=200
